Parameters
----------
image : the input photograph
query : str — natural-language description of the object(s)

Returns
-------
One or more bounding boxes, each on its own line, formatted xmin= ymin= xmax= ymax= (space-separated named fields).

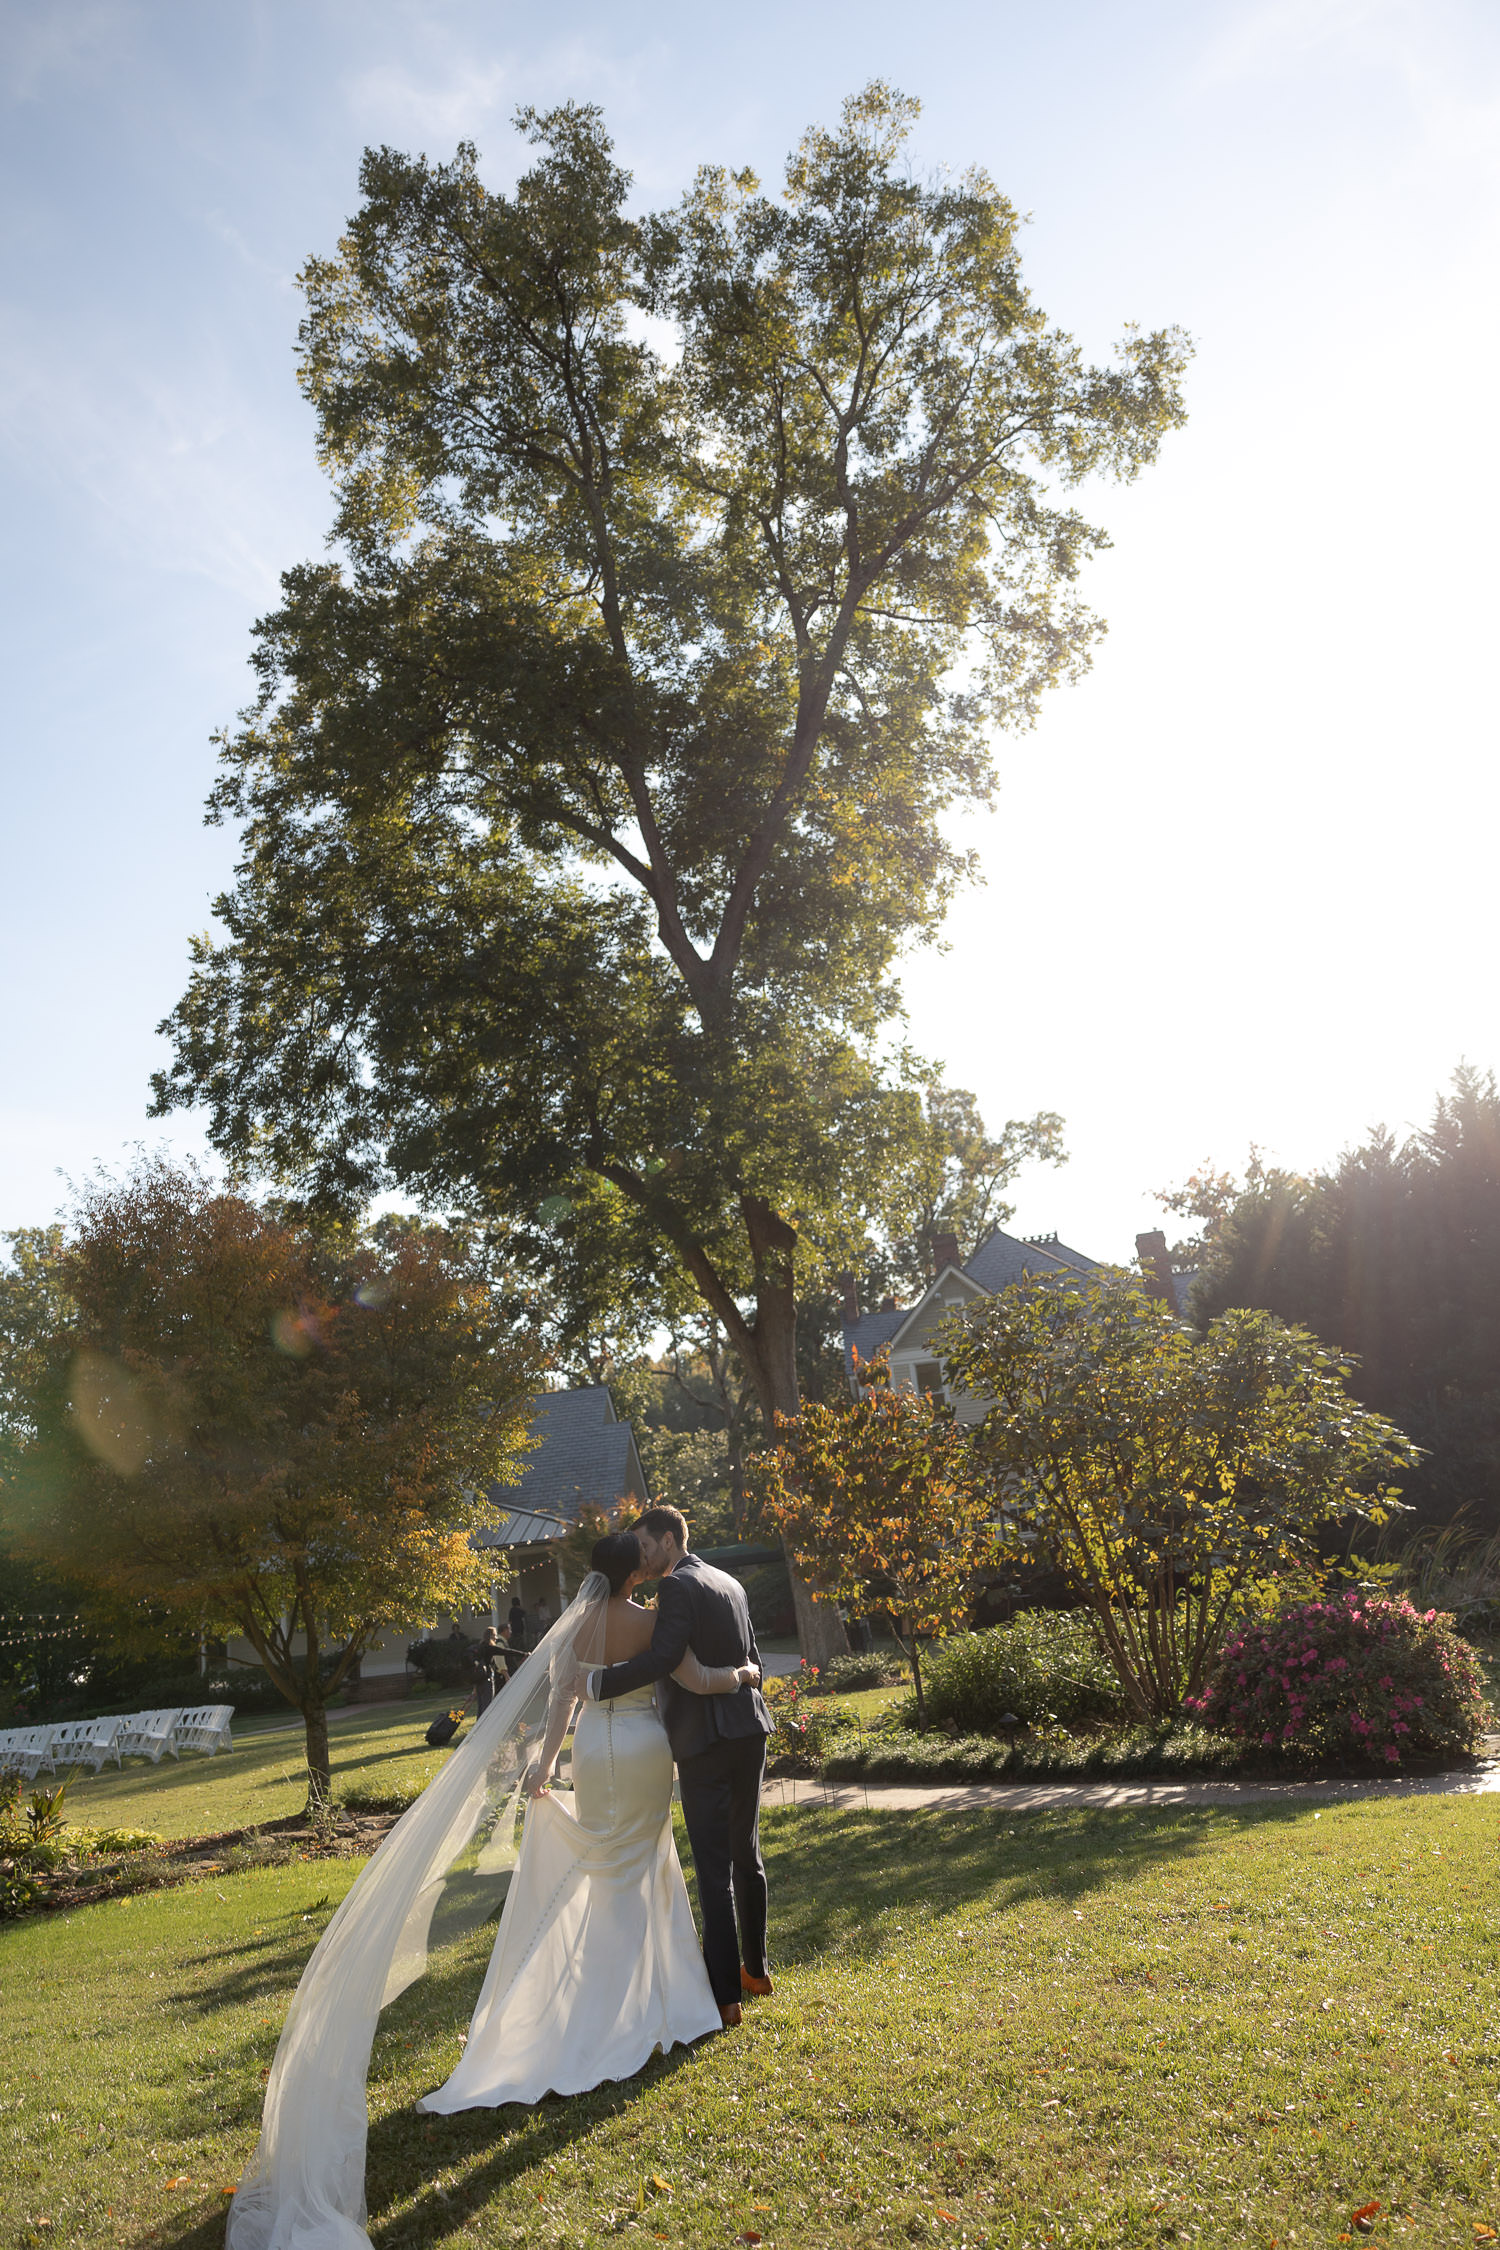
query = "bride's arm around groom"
xmin=586 ymin=1507 xmax=775 ymax=2022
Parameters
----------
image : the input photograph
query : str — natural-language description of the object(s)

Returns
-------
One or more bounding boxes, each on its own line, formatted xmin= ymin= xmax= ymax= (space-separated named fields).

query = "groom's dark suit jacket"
xmin=592 ymin=1552 xmax=773 ymax=1764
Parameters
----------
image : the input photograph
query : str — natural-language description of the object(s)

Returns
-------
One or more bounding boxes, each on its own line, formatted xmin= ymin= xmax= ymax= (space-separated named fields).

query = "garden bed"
xmin=5 ymin=1806 xmax=404 ymax=1919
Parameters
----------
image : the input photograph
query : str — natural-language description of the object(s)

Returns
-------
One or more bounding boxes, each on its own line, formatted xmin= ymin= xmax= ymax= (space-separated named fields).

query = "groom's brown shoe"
xmin=719 ymin=2003 xmax=744 ymax=2028
xmin=741 ymin=1969 xmax=774 ymax=1998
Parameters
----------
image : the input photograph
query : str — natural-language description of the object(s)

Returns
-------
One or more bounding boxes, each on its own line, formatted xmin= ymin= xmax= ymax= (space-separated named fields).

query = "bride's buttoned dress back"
xmin=419 ymin=1680 xmax=719 ymax=2110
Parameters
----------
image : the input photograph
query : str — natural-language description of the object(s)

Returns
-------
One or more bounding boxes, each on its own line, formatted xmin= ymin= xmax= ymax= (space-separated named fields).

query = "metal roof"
xmin=473 ymin=1506 xmax=574 ymax=1551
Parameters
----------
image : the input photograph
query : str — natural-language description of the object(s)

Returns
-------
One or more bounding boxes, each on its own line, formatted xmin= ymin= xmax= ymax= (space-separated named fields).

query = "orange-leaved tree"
xmin=750 ymin=1358 xmax=998 ymax=1728
xmin=5 ymin=1158 xmax=537 ymax=1803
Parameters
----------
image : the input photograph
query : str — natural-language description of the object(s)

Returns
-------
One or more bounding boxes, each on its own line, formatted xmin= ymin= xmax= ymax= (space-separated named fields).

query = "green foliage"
xmin=751 ymin=1357 xmax=999 ymax=1723
xmin=762 ymin=1668 xmax=858 ymax=1771
xmin=0 ymin=1858 xmax=39 ymax=1919
xmin=150 ymin=89 xmax=1185 ymax=1473
xmin=824 ymin=1718 xmax=1242 ymax=1784
xmin=807 ymin=1648 xmax=909 ymax=1694
xmin=741 ymin=1556 xmax=796 ymax=1638
xmin=1192 ymin=1067 xmax=1500 ymax=1531
xmin=918 ymin=1610 xmax=1127 ymax=1735
xmin=1190 ymin=1593 xmax=1488 ymax=1767
xmin=942 ymin=1270 xmax=1422 ymax=1720
xmin=4 ymin=1158 xmax=535 ymax=1801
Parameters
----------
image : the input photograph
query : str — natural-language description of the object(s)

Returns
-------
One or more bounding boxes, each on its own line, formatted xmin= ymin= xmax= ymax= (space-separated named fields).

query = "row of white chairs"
xmin=0 ymin=1704 xmax=235 ymax=1783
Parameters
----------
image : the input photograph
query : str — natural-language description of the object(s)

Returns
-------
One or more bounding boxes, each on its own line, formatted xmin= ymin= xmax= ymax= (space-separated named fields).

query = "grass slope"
xmin=45 ymin=1696 xmax=458 ymax=1839
xmin=4 ymin=1793 xmax=1498 ymax=2247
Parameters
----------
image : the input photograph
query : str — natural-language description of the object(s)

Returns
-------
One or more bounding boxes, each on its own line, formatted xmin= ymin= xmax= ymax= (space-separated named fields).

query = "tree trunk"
xmin=897 ymin=1617 xmax=927 ymax=1731
xmin=738 ymin=1195 xmax=849 ymax=1669
xmin=302 ymin=1699 xmax=332 ymax=1811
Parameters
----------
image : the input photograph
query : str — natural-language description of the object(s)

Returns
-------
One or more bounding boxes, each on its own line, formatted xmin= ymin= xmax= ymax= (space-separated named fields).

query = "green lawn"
xmin=4 ymin=1791 xmax=1498 ymax=2246
xmin=49 ymin=1694 xmax=459 ymax=1839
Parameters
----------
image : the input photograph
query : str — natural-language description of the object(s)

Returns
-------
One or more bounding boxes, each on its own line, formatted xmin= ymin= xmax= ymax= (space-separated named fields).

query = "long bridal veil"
xmin=226 ymin=1574 xmax=612 ymax=2250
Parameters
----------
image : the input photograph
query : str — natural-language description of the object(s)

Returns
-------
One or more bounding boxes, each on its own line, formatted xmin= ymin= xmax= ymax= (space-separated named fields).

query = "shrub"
xmin=1190 ymin=1593 xmax=1488 ymax=1767
xmin=762 ymin=1670 xmax=857 ymax=1771
xmin=0 ymin=1860 xmax=40 ymax=1919
xmin=66 ymin=1825 xmax=159 ymax=1858
xmin=406 ymin=1635 xmax=477 ymax=1690
xmin=919 ymin=1610 xmax=1127 ymax=1736
xmin=810 ymin=1649 xmax=908 ymax=1695
xmin=742 ymin=1559 xmax=796 ymax=1639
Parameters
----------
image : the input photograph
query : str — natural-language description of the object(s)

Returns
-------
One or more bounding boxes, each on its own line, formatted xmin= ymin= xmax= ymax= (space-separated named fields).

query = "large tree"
xmin=152 ymin=86 xmax=1188 ymax=1659
xmin=4 ymin=1161 xmax=535 ymax=1801
xmin=1188 ymin=1068 xmax=1500 ymax=1532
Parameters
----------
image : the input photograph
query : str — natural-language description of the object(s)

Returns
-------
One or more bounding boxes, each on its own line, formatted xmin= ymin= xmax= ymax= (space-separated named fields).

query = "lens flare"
xmin=69 ymin=1352 xmax=151 ymax=1475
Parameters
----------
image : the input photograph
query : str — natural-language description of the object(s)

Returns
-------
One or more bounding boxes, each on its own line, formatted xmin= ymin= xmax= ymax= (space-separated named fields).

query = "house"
xmin=840 ymin=1225 xmax=1103 ymax=1419
xmin=468 ymin=1384 xmax=650 ymax=1623
xmin=840 ymin=1225 xmax=1195 ymax=1418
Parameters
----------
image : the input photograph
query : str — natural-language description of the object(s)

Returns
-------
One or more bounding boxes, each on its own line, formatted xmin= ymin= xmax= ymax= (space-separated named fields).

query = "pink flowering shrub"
xmin=1188 ymin=1594 xmax=1488 ymax=1767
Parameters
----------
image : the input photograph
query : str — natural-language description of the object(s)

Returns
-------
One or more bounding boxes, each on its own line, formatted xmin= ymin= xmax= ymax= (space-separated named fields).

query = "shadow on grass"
xmin=754 ymin=1796 xmax=1313 ymax=1968
xmin=137 ymin=1795 xmax=1319 ymax=2247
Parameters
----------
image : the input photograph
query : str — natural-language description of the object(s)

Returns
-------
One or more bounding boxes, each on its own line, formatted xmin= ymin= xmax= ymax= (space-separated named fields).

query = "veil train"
xmin=226 ymin=1574 xmax=612 ymax=2250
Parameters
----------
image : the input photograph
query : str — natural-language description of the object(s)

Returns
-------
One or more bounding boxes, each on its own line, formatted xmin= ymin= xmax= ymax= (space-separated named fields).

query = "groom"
xmin=585 ymin=1505 xmax=774 ymax=2027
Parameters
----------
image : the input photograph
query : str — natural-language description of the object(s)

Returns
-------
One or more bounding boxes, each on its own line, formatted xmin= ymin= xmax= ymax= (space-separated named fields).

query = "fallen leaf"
xmin=937 ymin=2210 xmax=961 ymax=2223
xmin=165 ymin=2176 xmax=191 ymax=2189
xmin=1475 ymin=2229 xmax=1497 ymax=2242
xmin=650 ymin=2174 xmax=672 ymax=2195
xmin=1352 ymin=2201 xmax=1381 ymax=2235
xmin=741 ymin=2234 xmax=762 ymax=2245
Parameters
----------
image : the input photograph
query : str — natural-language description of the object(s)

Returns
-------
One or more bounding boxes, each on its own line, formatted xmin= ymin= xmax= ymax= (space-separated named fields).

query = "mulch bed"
xmin=25 ymin=1808 xmax=403 ymax=1916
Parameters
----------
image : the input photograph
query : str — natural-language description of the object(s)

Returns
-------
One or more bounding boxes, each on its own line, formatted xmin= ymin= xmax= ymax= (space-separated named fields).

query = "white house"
xmin=840 ymin=1226 xmax=1103 ymax=1416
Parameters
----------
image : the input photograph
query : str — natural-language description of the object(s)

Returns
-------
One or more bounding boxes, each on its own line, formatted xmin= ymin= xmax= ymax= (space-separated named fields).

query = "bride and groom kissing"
xmin=227 ymin=1506 xmax=776 ymax=2250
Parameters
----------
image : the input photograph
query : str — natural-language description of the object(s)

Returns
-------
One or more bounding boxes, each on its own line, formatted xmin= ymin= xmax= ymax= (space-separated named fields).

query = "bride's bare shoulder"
xmin=602 ymin=1596 xmax=656 ymax=1663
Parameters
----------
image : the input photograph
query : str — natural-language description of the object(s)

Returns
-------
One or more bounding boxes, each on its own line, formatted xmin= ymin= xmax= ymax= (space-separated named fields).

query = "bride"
xmin=226 ymin=1530 xmax=758 ymax=2250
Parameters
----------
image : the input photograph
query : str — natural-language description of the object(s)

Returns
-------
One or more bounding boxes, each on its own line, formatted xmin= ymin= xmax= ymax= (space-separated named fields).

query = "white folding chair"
xmin=173 ymin=1704 xmax=235 ymax=1756
xmin=0 ymin=1726 xmax=61 ymax=1782
xmin=46 ymin=1716 xmax=125 ymax=1774
xmin=116 ymin=1709 xmax=184 ymax=1763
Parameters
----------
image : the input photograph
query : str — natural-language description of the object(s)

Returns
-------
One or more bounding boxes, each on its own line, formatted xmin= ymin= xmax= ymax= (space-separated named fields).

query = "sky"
xmin=2 ymin=0 xmax=1498 ymax=1266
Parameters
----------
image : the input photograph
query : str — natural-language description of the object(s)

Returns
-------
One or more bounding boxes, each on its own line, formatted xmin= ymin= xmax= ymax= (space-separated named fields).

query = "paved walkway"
xmin=765 ymin=1757 xmax=1500 ymax=1816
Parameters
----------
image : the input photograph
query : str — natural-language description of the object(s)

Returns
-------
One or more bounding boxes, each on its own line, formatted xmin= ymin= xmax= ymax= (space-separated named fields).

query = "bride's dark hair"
xmin=591 ymin=1530 xmax=641 ymax=1598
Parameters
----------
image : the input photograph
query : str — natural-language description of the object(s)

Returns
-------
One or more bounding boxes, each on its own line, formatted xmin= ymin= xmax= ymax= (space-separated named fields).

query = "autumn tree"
xmin=3 ymin=1160 xmax=536 ymax=1802
xmin=151 ymin=86 xmax=1188 ymax=1661
xmin=940 ymin=1271 xmax=1420 ymax=1718
xmin=751 ymin=1358 xmax=999 ymax=1726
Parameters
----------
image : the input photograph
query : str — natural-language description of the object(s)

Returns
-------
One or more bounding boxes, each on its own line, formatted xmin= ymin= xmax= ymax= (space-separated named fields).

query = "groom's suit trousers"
xmin=676 ymin=1732 xmax=769 ymax=2008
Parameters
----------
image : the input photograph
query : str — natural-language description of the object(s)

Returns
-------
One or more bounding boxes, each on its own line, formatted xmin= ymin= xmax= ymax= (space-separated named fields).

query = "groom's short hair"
xmin=637 ymin=1505 xmax=689 ymax=1553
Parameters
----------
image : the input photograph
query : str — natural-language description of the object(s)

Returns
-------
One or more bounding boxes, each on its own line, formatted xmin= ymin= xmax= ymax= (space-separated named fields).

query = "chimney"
xmin=932 ymin=1230 xmax=962 ymax=1276
xmin=1136 ymin=1230 xmax=1177 ymax=1309
xmin=838 ymin=1270 xmax=860 ymax=1323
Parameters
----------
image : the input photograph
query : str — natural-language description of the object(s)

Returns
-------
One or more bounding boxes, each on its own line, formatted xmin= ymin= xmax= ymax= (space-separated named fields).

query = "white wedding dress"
xmin=226 ymin=1576 xmax=731 ymax=2250
xmin=420 ymin=1681 xmax=721 ymax=2109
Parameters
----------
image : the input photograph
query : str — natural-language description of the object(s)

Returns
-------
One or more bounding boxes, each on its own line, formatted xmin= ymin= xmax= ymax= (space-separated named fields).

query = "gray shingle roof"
xmin=1022 ymin=1235 xmax=1097 ymax=1274
xmin=841 ymin=1227 xmax=1104 ymax=1383
xmin=963 ymin=1227 xmax=1090 ymax=1293
xmin=842 ymin=1307 xmax=906 ymax=1381
xmin=478 ymin=1387 xmax=646 ymax=1544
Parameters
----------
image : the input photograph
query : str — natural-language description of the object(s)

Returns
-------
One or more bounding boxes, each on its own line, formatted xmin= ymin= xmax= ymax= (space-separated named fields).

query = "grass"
xmin=4 ymin=1788 xmax=1498 ymax=2246
xmin=42 ymin=1693 xmax=460 ymax=1839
